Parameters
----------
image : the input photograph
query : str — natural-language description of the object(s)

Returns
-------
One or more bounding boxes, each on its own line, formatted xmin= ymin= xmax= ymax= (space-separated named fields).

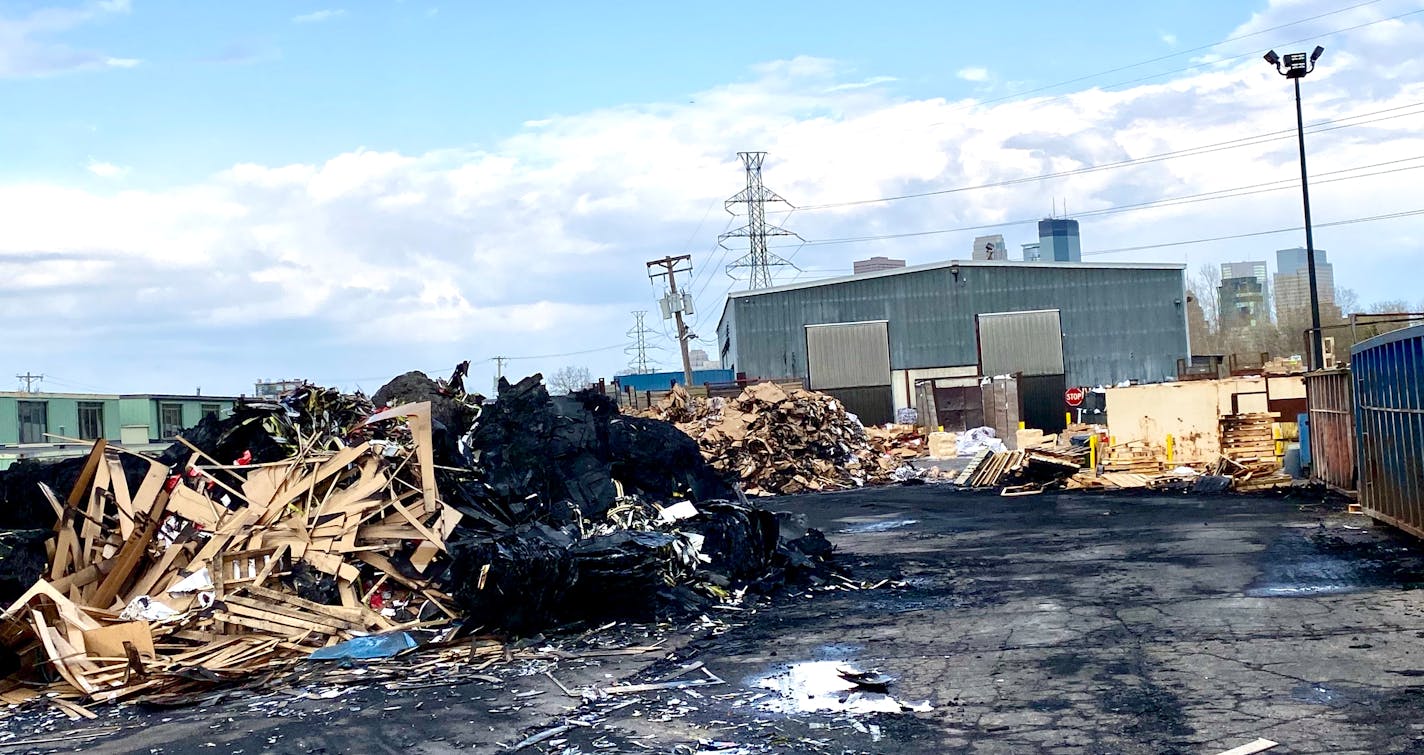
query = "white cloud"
xmin=292 ymin=9 xmax=346 ymax=24
xmin=956 ymin=66 xmax=989 ymax=82
xmin=85 ymin=158 xmax=127 ymax=178
xmin=3 ymin=4 xmax=1423 ymax=392
xmin=1160 ymin=32 xmax=1178 ymax=46
xmin=0 ymin=0 xmax=134 ymax=78
xmin=825 ymin=76 xmax=897 ymax=93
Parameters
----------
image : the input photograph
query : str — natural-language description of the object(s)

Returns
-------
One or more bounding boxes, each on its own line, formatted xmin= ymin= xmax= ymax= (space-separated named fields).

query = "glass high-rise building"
xmin=1221 ymin=261 xmax=1270 ymax=319
xmin=1037 ymin=218 xmax=1081 ymax=262
xmin=1273 ymin=247 xmax=1334 ymax=322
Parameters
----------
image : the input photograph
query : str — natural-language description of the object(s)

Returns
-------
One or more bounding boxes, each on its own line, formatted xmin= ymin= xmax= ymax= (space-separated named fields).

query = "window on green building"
xmin=201 ymin=404 xmax=221 ymax=421
xmin=17 ymin=401 xmax=48 ymax=444
xmin=78 ymin=402 xmax=105 ymax=441
xmin=160 ymin=403 xmax=184 ymax=439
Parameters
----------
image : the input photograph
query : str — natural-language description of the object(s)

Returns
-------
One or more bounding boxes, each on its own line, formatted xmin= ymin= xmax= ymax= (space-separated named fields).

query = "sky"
xmin=1 ymin=0 xmax=1421 ymax=396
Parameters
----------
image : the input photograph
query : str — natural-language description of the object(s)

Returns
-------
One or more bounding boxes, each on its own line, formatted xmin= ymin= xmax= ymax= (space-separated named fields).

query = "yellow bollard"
xmin=1018 ymin=421 xmax=1025 ymax=430
xmin=1065 ymin=412 xmax=1071 ymax=427
xmin=1089 ymin=433 xmax=1098 ymax=474
xmin=1166 ymin=434 xmax=1174 ymax=463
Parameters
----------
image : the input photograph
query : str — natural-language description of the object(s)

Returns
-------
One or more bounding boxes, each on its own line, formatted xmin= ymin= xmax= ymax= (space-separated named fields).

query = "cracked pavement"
xmin=11 ymin=486 xmax=1424 ymax=754
xmin=686 ymin=486 xmax=1424 ymax=754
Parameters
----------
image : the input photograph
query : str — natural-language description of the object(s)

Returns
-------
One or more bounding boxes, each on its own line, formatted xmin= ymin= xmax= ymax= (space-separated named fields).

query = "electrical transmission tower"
xmin=719 ymin=151 xmax=802 ymax=289
xmin=624 ymin=311 xmax=660 ymax=374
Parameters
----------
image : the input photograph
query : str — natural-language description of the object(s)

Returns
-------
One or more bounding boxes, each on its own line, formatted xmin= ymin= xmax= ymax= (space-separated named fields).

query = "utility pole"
xmin=492 ymin=356 xmax=508 ymax=393
xmin=624 ymin=311 xmax=658 ymax=375
xmin=647 ymin=255 xmax=695 ymax=389
xmin=15 ymin=373 xmax=43 ymax=393
xmin=720 ymin=151 xmax=801 ymax=289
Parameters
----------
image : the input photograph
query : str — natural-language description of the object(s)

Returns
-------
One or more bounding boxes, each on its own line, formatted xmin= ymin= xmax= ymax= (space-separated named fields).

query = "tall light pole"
xmin=1265 ymin=45 xmax=1325 ymax=370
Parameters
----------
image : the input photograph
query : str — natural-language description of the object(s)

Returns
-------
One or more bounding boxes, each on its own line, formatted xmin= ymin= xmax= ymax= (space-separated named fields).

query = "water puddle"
xmin=839 ymin=519 xmax=919 ymax=534
xmin=745 ymin=660 xmax=932 ymax=715
xmin=1292 ymin=682 xmax=1348 ymax=706
xmin=1247 ymin=529 xmax=1389 ymax=592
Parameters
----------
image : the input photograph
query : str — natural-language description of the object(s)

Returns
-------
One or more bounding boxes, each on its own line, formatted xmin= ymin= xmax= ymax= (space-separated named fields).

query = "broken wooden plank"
xmin=1214 ymin=739 xmax=1279 ymax=755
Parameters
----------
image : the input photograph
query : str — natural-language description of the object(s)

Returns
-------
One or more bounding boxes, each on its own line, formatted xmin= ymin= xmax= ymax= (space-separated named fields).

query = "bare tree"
xmin=1187 ymin=264 xmax=1224 ymax=354
xmin=549 ymin=366 xmax=592 ymax=395
xmin=1334 ymin=286 xmax=1360 ymax=319
xmin=1367 ymin=299 xmax=1413 ymax=314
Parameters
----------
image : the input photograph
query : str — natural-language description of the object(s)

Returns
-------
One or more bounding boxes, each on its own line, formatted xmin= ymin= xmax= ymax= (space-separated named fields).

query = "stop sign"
xmin=1065 ymin=386 xmax=1085 ymax=407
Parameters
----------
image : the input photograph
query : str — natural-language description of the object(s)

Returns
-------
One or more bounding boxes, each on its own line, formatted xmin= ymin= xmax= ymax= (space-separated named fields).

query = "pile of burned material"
xmin=0 ymin=371 xmax=836 ymax=714
xmin=638 ymin=383 xmax=926 ymax=495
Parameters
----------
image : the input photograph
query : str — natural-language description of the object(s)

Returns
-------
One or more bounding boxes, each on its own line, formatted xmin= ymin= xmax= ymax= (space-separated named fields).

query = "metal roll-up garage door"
xmin=806 ymin=321 xmax=893 ymax=425
xmin=977 ymin=309 xmax=1067 ymax=432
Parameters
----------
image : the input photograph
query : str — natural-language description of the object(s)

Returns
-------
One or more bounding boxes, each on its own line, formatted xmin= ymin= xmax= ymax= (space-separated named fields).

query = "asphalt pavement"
xmin=9 ymin=485 xmax=1424 ymax=754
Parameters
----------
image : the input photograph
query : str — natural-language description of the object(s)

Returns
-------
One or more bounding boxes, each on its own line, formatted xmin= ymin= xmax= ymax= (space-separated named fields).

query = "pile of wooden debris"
xmin=638 ymin=383 xmax=926 ymax=496
xmin=0 ymin=372 xmax=850 ymax=719
xmin=954 ymin=444 xmax=1086 ymax=494
xmin=0 ymin=401 xmax=457 ymax=714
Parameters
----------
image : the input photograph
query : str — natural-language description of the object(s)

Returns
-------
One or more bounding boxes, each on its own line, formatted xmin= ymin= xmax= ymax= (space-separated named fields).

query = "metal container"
xmin=1352 ymin=325 xmax=1424 ymax=536
xmin=1304 ymin=369 xmax=1354 ymax=494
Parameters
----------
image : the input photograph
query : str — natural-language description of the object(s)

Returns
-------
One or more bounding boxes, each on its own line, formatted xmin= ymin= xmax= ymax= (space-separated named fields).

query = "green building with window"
xmin=0 ymin=392 xmax=240 ymax=469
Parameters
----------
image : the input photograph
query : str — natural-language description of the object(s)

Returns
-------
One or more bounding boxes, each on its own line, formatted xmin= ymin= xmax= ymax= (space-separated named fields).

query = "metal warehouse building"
xmin=715 ymin=259 xmax=1189 ymax=429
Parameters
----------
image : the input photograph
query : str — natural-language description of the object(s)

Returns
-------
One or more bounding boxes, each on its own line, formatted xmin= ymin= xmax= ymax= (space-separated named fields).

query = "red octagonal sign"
xmin=1065 ymin=386 xmax=1085 ymax=407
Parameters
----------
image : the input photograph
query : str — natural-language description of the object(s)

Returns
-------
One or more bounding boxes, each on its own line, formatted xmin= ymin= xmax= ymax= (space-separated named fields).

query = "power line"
xmin=1083 ymin=206 xmax=1424 ymax=256
xmin=865 ymin=2 xmax=1422 ymax=138
xmin=794 ymin=102 xmax=1424 ymax=211
xmin=953 ymin=0 xmax=1387 ymax=110
xmin=795 ymin=155 xmax=1424 ymax=247
xmin=777 ymin=206 xmax=1424 ymax=287
xmin=502 ymin=343 xmax=626 ymax=361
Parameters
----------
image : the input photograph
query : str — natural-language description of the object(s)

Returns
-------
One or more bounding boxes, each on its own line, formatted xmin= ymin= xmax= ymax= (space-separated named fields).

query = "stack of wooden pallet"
xmin=963 ymin=450 xmax=1026 ymax=487
xmin=1220 ymin=413 xmax=1280 ymax=465
xmin=1101 ymin=442 xmax=1166 ymax=475
xmin=0 ymin=402 xmax=457 ymax=712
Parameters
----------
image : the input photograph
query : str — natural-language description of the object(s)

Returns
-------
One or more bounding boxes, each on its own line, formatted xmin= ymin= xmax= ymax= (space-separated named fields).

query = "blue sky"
xmin=1 ymin=0 xmax=1422 ymax=394
xmin=6 ymin=1 xmax=1249 ymax=182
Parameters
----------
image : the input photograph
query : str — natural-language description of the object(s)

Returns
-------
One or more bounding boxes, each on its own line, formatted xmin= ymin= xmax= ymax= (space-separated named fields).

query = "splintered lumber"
xmin=0 ymin=402 xmax=458 ymax=710
xmin=1214 ymin=739 xmax=1279 ymax=755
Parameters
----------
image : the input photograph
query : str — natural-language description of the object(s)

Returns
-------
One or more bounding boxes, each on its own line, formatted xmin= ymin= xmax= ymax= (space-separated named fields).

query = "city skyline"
xmin=0 ymin=1 xmax=1420 ymax=392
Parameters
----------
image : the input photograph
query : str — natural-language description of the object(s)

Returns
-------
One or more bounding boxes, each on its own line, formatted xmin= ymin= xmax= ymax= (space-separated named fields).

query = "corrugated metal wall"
xmin=1353 ymin=325 xmax=1424 ymax=537
xmin=978 ymin=309 xmax=1065 ymax=376
xmin=1305 ymin=369 xmax=1354 ymax=493
xmin=805 ymin=321 xmax=891 ymax=390
xmin=718 ymin=262 xmax=1187 ymax=388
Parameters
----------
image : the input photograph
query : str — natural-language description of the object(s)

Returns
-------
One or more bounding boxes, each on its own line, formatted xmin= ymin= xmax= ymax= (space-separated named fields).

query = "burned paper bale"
xmin=374 ymin=371 xmax=481 ymax=434
xmin=0 ymin=455 xmax=153 ymax=530
xmin=445 ymin=523 xmax=576 ymax=632
xmin=681 ymin=502 xmax=780 ymax=582
xmin=0 ymin=529 xmax=49 ymax=606
xmin=567 ymin=530 xmax=700 ymax=619
xmin=467 ymin=375 xmax=620 ymax=523
xmin=608 ymin=414 xmax=734 ymax=503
